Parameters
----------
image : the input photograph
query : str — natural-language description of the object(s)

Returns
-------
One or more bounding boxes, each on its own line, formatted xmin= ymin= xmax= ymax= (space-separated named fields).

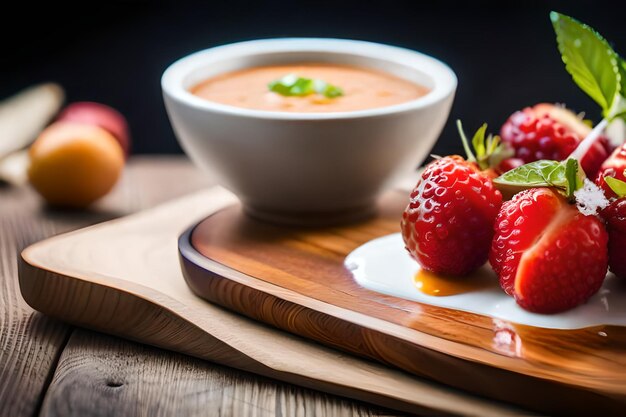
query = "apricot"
xmin=28 ymin=122 xmax=124 ymax=208
xmin=57 ymin=102 xmax=130 ymax=156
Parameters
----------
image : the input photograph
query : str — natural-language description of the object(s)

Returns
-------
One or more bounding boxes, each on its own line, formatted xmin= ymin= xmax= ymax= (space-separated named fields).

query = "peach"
xmin=57 ymin=102 xmax=130 ymax=156
xmin=28 ymin=122 xmax=125 ymax=208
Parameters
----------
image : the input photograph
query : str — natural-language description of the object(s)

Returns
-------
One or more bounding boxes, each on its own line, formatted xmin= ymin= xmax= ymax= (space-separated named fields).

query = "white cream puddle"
xmin=345 ymin=233 xmax=626 ymax=330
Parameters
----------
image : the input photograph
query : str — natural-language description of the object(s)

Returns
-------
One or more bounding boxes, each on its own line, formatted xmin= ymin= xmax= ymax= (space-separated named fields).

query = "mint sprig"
xmin=551 ymin=12 xmax=626 ymax=122
xmin=551 ymin=12 xmax=619 ymax=116
xmin=493 ymin=13 xmax=622 ymax=202
xmin=268 ymin=74 xmax=344 ymax=98
xmin=551 ymin=12 xmax=626 ymax=162
xmin=493 ymin=158 xmax=584 ymax=200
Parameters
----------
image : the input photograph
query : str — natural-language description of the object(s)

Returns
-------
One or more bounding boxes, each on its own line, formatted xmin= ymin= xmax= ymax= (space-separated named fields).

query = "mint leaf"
xmin=605 ymin=176 xmax=626 ymax=197
xmin=313 ymin=79 xmax=344 ymax=98
xmin=611 ymin=57 xmax=626 ymax=120
xmin=495 ymin=160 xmax=568 ymax=189
xmin=268 ymin=74 xmax=343 ymax=98
xmin=493 ymin=158 xmax=584 ymax=198
xmin=551 ymin=12 xmax=620 ymax=116
xmin=322 ymin=84 xmax=344 ymax=98
xmin=617 ymin=56 xmax=626 ymax=94
xmin=291 ymin=78 xmax=315 ymax=95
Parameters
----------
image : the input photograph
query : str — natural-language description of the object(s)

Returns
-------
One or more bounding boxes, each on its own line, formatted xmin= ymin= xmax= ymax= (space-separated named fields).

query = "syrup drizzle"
xmin=414 ymin=268 xmax=496 ymax=296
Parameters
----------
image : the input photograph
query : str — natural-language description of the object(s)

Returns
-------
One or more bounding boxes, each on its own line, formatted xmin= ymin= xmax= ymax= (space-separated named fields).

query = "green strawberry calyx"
xmin=456 ymin=120 xmax=513 ymax=170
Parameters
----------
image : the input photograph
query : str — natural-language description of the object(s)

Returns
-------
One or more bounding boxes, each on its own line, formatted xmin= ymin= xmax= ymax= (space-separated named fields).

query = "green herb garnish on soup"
xmin=268 ymin=74 xmax=344 ymax=98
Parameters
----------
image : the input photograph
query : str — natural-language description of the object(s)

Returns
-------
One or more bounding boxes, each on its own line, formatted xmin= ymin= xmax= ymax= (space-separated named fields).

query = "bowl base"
xmin=243 ymin=204 xmax=376 ymax=227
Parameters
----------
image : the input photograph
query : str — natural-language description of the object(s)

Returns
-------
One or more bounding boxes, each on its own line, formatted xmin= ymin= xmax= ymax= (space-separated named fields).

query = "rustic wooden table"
xmin=0 ymin=156 xmax=396 ymax=417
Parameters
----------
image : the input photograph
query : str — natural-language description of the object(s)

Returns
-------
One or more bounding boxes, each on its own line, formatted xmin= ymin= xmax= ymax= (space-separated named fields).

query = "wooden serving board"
xmin=19 ymin=187 xmax=529 ymax=417
xmin=179 ymin=192 xmax=626 ymax=416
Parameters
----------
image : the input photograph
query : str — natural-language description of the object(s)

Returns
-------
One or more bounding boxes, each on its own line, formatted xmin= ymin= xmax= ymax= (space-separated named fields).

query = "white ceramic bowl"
xmin=162 ymin=38 xmax=456 ymax=224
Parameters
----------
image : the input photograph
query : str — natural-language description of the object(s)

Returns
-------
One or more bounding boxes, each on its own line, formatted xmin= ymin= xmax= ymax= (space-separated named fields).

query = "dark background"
xmin=3 ymin=1 xmax=625 ymax=158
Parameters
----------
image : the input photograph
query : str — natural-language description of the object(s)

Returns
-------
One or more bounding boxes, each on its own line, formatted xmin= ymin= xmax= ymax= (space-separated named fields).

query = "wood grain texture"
xmin=5 ymin=156 xmax=397 ymax=417
xmin=40 ymin=330 xmax=390 ymax=417
xmin=182 ymin=197 xmax=626 ymax=416
xmin=0 ymin=178 xmax=117 ymax=417
xmin=19 ymin=183 xmax=528 ymax=416
xmin=1 ymin=156 xmax=207 ymax=417
xmin=36 ymin=158 xmax=396 ymax=417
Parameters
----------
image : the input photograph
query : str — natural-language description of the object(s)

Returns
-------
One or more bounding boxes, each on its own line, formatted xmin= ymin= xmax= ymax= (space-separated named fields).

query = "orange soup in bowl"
xmin=190 ymin=64 xmax=429 ymax=113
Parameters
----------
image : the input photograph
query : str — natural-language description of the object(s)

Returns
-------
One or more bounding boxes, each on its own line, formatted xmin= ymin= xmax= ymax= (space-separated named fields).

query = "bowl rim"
xmin=161 ymin=38 xmax=457 ymax=120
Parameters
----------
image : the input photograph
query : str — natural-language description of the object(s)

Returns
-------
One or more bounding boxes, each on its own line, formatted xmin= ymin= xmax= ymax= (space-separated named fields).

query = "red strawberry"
xmin=402 ymin=156 xmax=502 ymax=275
xmin=599 ymin=177 xmax=626 ymax=279
xmin=402 ymin=123 xmax=503 ymax=276
xmin=602 ymin=200 xmax=626 ymax=279
xmin=595 ymin=143 xmax=626 ymax=198
xmin=490 ymin=188 xmax=608 ymax=313
xmin=500 ymin=103 xmax=612 ymax=178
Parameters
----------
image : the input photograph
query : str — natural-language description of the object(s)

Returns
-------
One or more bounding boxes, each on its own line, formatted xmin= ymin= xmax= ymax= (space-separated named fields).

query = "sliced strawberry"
xmin=490 ymin=188 xmax=608 ymax=313
xmin=490 ymin=188 xmax=562 ymax=295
